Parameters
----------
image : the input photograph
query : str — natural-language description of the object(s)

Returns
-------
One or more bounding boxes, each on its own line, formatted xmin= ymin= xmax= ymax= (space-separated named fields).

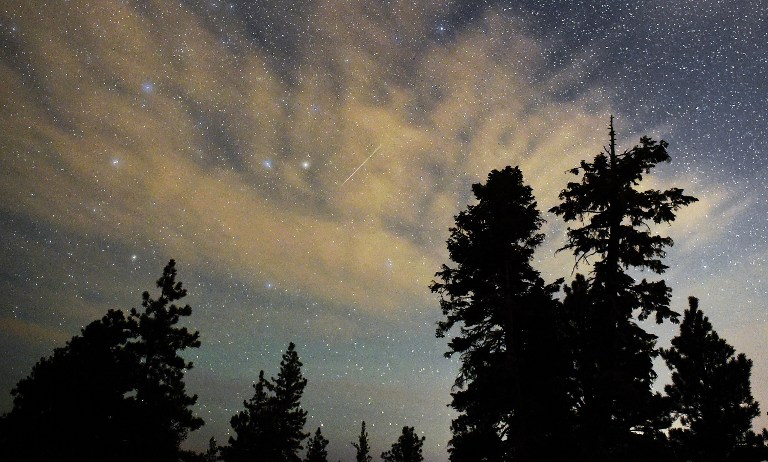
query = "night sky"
xmin=1 ymin=1 xmax=767 ymax=460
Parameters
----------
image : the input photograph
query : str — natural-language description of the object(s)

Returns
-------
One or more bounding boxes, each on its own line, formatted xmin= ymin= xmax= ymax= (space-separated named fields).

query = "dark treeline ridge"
xmin=1 ymin=119 xmax=766 ymax=462
xmin=431 ymin=118 xmax=766 ymax=462
xmin=0 ymin=260 xmax=426 ymax=462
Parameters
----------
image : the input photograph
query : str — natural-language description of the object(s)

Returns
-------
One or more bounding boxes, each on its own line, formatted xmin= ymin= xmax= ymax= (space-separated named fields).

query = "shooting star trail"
xmin=341 ymin=144 xmax=382 ymax=186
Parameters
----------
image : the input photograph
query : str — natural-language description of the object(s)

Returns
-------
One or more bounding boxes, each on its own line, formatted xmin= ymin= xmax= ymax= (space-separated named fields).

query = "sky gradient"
xmin=1 ymin=1 xmax=767 ymax=460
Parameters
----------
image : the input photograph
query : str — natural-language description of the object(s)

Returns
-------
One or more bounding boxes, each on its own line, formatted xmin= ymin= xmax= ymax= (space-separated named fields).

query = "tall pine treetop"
xmin=304 ymin=427 xmax=329 ymax=462
xmin=550 ymin=117 xmax=697 ymax=322
xmin=272 ymin=343 xmax=308 ymax=409
xmin=222 ymin=343 xmax=309 ymax=462
xmin=431 ymin=165 xmax=570 ymax=461
xmin=438 ymin=166 xmax=544 ymax=286
xmin=432 ymin=166 xmax=558 ymax=373
xmin=352 ymin=421 xmax=373 ymax=462
xmin=128 ymin=259 xmax=203 ymax=456
xmin=549 ymin=120 xmax=697 ymax=459
xmin=272 ymin=341 xmax=310 ymax=461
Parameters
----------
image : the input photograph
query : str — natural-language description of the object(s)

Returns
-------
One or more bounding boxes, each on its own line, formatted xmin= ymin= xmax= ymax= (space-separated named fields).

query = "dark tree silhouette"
xmin=431 ymin=166 xmax=570 ymax=461
xmin=305 ymin=427 xmax=329 ymax=462
xmin=0 ymin=309 xmax=138 ymax=460
xmin=381 ymin=426 xmax=425 ymax=462
xmin=203 ymin=437 xmax=222 ymax=462
xmin=551 ymin=117 xmax=697 ymax=322
xmin=551 ymin=118 xmax=697 ymax=460
xmin=445 ymin=360 xmax=508 ymax=462
xmin=0 ymin=259 xmax=202 ymax=462
xmin=352 ymin=421 xmax=373 ymax=462
xmin=126 ymin=259 xmax=204 ymax=460
xmin=663 ymin=297 xmax=766 ymax=462
xmin=222 ymin=371 xmax=276 ymax=462
xmin=223 ymin=342 xmax=308 ymax=462
xmin=271 ymin=342 xmax=310 ymax=461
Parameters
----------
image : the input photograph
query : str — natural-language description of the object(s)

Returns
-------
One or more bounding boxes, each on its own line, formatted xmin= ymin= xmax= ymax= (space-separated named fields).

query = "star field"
xmin=1 ymin=1 xmax=767 ymax=460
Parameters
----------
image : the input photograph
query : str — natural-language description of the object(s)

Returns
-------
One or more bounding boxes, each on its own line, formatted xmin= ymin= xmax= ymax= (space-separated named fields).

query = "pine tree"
xmin=663 ymin=297 xmax=766 ymax=462
xmin=551 ymin=117 xmax=697 ymax=322
xmin=126 ymin=259 xmax=204 ymax=461
xmin=222 ymin=371 xmax=278 ymax=462
xmin=430 ymin=166 xmax=570 ymax=461
xmin=0 ymin=259 xmax=203 ymax=462
xmin=222 ymin=343 xmax=308 ymax=462
xmin=381 ymin=426 xmax=425 ymax=462
xmin=271 ymin=342 xmax=310 ymax=461
xmin=446 ymin=361 xmax=508 ymax=462
xmin=305 ymin=427 xmax=329 ymax=462
xmin=203 ymin=437 xmax=221 ymax=462
xmin=550 ymin=118 xmax=697 ymax=460
xmin=0 ymin=309 xmax=138 ymax=460
xmin=352 ymin=421 xmax=373 ymax=462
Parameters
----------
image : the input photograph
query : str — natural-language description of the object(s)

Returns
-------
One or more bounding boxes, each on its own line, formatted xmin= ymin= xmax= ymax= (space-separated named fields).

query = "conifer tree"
xmin=663 ymin=297 xmax=766 ymax=462
xmin=272 ymin=342 xmax=310 ymax=461
xmin=126 ymin=259 xmax=204 ymax=460
xmin=446 ymin=361 xmax=508 ymax=461
xmin=431 ymin=166 xmax=570 ymax=461
xmin=551 ymin=118 xmax=697 ymax=322
xmin=352 ymin=421 xmax=373 ymax=462
xmin=381 ymin=426 xmax=425 ymax=462
xmin=222 ymin=371 xmax=277 ymax=462
xmin=551 ymin=118 xmax=697 ymax=460
xmin=0 ymin=309 xmax=138 ymax=460
xmin=305 ymin=427 xmax=329 ymax=462
xmin=203 ymin=437 xmax=221 ymax=462
xmin=223 ymin=343 xmax=308 ymax=462
xmin=0 ymin=259 xmax=202 ymax=462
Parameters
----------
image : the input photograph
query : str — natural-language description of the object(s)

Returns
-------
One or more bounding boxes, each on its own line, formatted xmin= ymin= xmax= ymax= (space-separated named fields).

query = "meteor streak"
xmin=341 ymin=144 xmax=382 ymax=186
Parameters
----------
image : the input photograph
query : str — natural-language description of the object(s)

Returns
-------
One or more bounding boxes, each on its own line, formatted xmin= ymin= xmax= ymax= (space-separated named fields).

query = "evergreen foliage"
xmin=663 ymin=297 xmax=766 ymax=461
xmin=204 ymin=437 xmax=222 ymax=462
xmin=381 ymin=426 xmax=425 ymax=462
xmin=0 ymin=309 xmax=137 ymax=460
xmin=127 ymin=259 xmax=204 ymax=460
xmin=550 ymin=118 xmax=697 ymax=460
xmin=221 ymin=371 xmax=275 ymax=461
xmin=222 ymin=342 xmax=309 ymax=462
xmin=430 ymin=166 xmax=571 ymax=461
xmin=551 ymin=117 xmax=697 ymax=323
xmin=0 ymin=259 xmax=202 ymax=461
xmin=272 ymin=342 xmax=310 ymax=459
xmin=352 ymin=421 xmax=373 ymax=462
xmin=305 ymin=427 xmax=329 ymax=462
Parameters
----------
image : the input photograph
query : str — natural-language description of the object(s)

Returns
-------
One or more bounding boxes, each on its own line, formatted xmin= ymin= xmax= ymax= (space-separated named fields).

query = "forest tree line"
xmin=431 ymin=118 xmax=766 ymax=462
xmin=1 ymin=119 xmax=766 ymax=462
xmin=0 ymin=259 xmax=426 ymax=462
